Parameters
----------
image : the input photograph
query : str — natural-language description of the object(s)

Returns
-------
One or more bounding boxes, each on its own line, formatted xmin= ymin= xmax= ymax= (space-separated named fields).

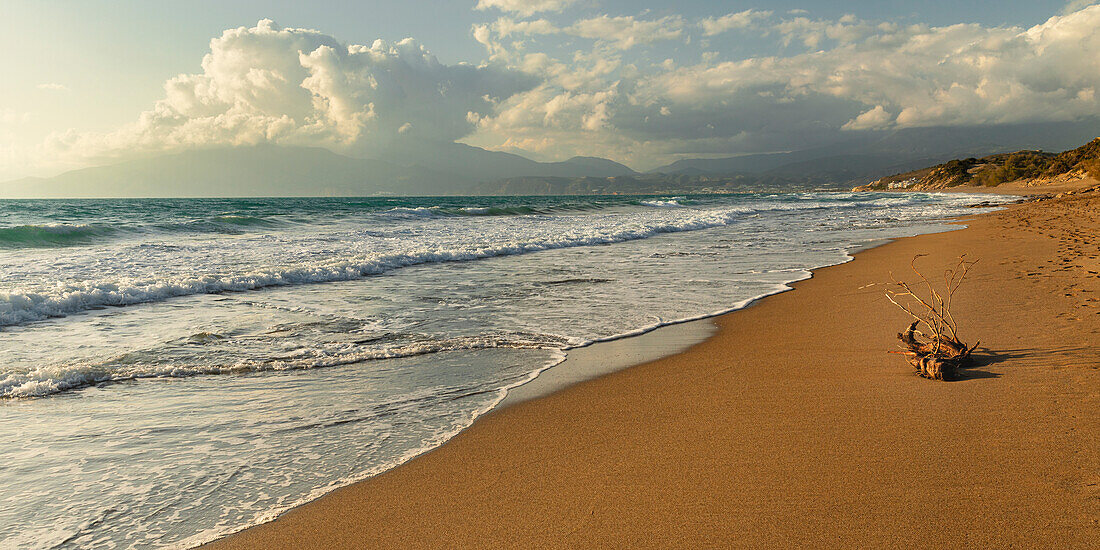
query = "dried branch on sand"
xmin=885 ymin=255 xmax=980 ymax=380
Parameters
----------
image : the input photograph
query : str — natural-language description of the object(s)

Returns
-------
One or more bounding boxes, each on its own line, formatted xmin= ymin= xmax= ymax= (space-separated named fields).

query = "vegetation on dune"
xmin=858 ymin=137 xmax=1100 ymax=190
xmin=972 ymin=151 xmax=1057 ymax=186
xmin=1046 ymin=137 xmax=1100 ymax=180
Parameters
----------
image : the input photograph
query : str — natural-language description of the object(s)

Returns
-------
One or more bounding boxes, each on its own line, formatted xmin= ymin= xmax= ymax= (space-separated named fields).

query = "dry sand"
xmin=205 ymin=186 xmax=1099 ymax=549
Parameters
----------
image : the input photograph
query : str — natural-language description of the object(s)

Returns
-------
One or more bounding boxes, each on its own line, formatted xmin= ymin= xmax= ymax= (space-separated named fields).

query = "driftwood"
xmin=885 ymin=255 xmax=979 ymax=380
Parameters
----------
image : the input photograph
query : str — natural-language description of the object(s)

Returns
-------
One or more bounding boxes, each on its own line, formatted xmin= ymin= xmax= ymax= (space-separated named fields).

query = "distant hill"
xmin=0 ymin=146 xmax=459 ymax=198
xmin=650 ymin=120 xmax=1100 ymax=185
xmin=471 ymin=124 xmax=1100 ymax=195
xmin=651 ymin=152 xmax=799 ymax=175
xmin=373 ymin=140 xmax=636 ymax=182
xmin=472 ymin=173 xmax=839 ymax=195
xmin=555 ymin=156 xmax=637 ymax=176
xmin=854 ymin=138 xmax=1100 ymax=191
xmin=0 ymin=143 xmax=636 ymax=198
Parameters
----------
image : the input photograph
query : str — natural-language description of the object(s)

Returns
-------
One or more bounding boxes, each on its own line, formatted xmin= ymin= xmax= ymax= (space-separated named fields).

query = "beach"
xmin=6 ymin=4 xmax=1100 ymax=548
xmin=1 ymin=193 xmax=1016 ymax=547
xmin=204 ymin=183 xmax=1099 ymax=548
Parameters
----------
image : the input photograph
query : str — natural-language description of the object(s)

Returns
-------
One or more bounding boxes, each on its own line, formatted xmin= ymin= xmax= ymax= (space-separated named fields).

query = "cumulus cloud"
xmin=48 ymin=19 xmax=536 ymax=163
xmin=774 ymin=14 xmax=893 ymax=48
xmin=473 ymin=14 xmax=685 ymax=52
xmin=699 ymin=10 xmax=772 ymax=36
xmin=649 ymin=6 xmax=1100 ymax=132
xmin=0 ymin=109 xmax=31 ymax=124
xmin=1061 ymin=0 xmax=1097 ymax=14
xmin=842 ymin=105 xmax=892 ymax=130
xmin=30 ymin=5 xmax=1100 ymax=173
xmin=567 ymin=15 xmax=685 ymax=49
xmin=465 ymin=4 xmax=1100 ymax=166
xmin=475 ymin=0 xmax=576 ymax=17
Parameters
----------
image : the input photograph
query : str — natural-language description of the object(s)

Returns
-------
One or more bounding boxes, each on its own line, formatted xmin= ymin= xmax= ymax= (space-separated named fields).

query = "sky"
xmin=1 ymin=0 xmax=1098 ymax=179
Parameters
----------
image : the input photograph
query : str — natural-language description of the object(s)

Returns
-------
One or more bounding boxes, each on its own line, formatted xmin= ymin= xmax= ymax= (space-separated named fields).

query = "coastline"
xmin=203 ymin=185 xmax=1099 ymax=549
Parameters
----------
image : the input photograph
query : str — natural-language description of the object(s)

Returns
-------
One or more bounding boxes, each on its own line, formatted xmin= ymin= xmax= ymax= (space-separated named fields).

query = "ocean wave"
xmin=640 ymin=197 xmax=686 ymax=208
xmin=0 ymin=195 xmax=1011 ymax=328
xmin=0 ymin=224 xmax=120 ymax=248
xmin=210 ymin=214 xmax=280 ymax=227
xmin=383 ymin=203 xmax=596 ymax=218
xmin=0 ymin=205 xmax=771 ymax=327
xmin=0 ymin=333 xmax=570 ymax=399
xmin=0 ymin=215 xmax=286 ymax=249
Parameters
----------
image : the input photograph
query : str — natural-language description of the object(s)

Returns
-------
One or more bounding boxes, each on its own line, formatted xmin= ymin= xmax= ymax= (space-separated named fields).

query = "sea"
xmin=0 ymin=192 xmax=1012 ymax=548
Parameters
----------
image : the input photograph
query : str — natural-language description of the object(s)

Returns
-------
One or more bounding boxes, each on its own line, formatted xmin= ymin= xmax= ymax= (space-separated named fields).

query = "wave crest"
xmin=0 ymin=224 xmax=118 ymax=248
xmin=0 ymin=332 xmax=570 ymax=398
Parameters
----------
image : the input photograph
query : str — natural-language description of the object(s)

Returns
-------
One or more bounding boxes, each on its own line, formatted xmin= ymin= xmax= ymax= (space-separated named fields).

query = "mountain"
xmin=7 ymin=120 xmax=1098 ymax=198
xmin=0 ymin=143 xmax=636 ymax=198
xmin=649 ymin=120 xmax=1100 ymax=185
xmin=472 ymin=173 xmax=837 ymax=195
xmin=651 ymin=151 xmax=827 ymax=175
xmin=553 ymin=156 xmax=637 ymax=176
xmin=375 ymin=140 xmax=636 ymax=181
xmin=0 ymin=146 xmax=459 ymax=198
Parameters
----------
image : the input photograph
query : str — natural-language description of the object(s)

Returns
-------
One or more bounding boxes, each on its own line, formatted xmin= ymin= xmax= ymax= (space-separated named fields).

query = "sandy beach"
xmin=205 ymin=184 xmax=1099 ymax=549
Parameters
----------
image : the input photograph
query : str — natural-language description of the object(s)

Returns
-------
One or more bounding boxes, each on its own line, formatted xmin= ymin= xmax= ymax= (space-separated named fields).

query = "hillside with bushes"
xmin=854 ymin=138 xmax=1100 ymax=191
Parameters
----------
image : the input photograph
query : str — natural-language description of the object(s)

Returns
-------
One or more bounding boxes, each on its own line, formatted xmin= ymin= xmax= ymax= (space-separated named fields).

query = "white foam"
xmin=640 ymin=198 xmax=684 ymax=208
xmin=0 ymin=201 xmax=827 ymax=328
xmin=0 ymin=334 xmax=567 ymax=398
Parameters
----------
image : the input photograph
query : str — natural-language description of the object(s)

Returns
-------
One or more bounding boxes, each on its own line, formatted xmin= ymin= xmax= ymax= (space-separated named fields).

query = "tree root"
xmin=895 ymin=321 xmax=978 ymax=380
xmin=886 ymin=255 xmax=980 ymax=381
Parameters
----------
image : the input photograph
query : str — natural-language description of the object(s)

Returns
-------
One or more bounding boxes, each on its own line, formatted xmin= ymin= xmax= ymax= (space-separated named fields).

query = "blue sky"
xmin=1 ymin=1 xmax=1096 ymax=178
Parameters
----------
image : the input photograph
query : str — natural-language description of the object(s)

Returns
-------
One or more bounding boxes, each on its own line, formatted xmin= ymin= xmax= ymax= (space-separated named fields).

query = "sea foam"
xmin=0 ymin=201 xmax=818 ymax=328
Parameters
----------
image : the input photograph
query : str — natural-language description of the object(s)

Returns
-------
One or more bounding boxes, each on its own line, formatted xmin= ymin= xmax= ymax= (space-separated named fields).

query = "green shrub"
xmin=1082 ymin=158 xmax=1100 ymax=180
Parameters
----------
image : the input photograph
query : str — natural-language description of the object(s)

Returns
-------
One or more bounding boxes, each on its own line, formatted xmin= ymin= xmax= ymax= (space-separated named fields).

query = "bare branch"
xmin=884 ymin=255 xmax=979 ymax=380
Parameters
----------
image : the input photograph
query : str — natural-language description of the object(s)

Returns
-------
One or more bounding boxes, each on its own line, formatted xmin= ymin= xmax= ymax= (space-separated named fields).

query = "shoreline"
xmin=188 ymin=214 xmax=944 ymax=546
xmin=180 ymin=198 xmax=939 ymax=547
xmin=204 ymin=184 xmax=1098 ymax=549
xmin=500 ymin=233 xmax=911 ymax=409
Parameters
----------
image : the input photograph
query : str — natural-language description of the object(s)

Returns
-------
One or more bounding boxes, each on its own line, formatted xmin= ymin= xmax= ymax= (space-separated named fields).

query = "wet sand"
xmin=205 ymin=185 xmax=1099 ymax=549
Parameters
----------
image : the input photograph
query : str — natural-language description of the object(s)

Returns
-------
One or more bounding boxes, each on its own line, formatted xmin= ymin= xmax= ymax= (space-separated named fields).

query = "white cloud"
xmin=648 ymin=7 xmax=1100 ymax=130
xmin=36 ymin=83 xmax=69 ymax=91
xmin=465 ymin=4 xmax=1100 ymax=166
xmin=474 ymin=14 xmax=685 ymax=52
xmin=842 ymin=105 xmax=892 ymax=130
xmin=1061 ymin=1 xmax=1097 ymax=15
xmin=24 ymin=5 xmax=1100 ymax=173
xmin=567 ymin=15 xmax=685 ymax=50
xmin=46 ymin=20 xmax=535 ymax=164
xmin=475 ymin=0 xmax=576 ymax=17
xmin=774 ymin=14 xmax=892 ymax=48
xmin=700 ymin=10 xmax=772 ymax=36
xmin=491 ymin=17 xmax=558 ymax=39
xmin=0 ymin=109 xmax=32 ymax=128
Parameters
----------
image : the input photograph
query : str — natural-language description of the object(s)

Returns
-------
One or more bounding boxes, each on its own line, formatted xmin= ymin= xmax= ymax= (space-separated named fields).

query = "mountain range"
xmin=3 ymin=119 xmax=1098 ymax=197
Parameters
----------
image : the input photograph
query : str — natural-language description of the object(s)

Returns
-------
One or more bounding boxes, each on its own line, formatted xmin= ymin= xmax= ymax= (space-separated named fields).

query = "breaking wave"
xmin=0 ymin=204 xmax=775 ymax=327
xmin=0 ymin=224 xmax=119 ymax=248
xmin=0 ymin=332 xmax=571 ymax=399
